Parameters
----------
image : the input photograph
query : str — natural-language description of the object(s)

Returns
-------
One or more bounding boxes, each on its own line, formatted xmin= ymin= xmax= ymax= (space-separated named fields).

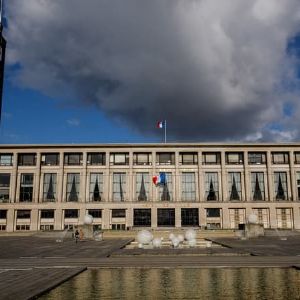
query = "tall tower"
xmin=0 ymin=0 xmax=6 ymax=121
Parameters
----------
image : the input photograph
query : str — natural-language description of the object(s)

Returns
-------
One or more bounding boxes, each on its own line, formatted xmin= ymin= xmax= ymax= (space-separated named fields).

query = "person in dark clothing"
xmin=74 ymin=229 xmax=79 ymax=243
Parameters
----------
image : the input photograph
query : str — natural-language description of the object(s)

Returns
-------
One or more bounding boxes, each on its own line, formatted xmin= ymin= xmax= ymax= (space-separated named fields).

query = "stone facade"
xmin=0 ymin=143 xmax=300 ymax=232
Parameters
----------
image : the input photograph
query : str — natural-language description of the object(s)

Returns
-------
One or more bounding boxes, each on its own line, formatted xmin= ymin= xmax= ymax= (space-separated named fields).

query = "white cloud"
xmin=5 ymin=0 xmax=300 ymax=141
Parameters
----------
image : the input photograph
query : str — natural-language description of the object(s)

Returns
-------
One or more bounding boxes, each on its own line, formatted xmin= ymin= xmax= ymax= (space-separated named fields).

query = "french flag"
xmin=152 ymin=172 xmax=166 ymax=185
xmin=156 ymin=120 xmax=165 ymax=129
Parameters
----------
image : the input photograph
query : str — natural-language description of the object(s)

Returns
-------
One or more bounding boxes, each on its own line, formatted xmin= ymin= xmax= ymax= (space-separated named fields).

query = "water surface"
xmin=40 ymin=268 xmax=300 ymax=300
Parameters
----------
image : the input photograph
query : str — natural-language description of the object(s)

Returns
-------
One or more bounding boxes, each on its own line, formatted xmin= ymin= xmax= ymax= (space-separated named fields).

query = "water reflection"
xmin=40 ymin=268 xmax=300 ymax=300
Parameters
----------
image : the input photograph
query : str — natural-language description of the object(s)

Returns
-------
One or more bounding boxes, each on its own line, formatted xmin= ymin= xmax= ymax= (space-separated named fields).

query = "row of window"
xmin=1 ymin=151 xmax=299 ymax=167
xmin=0 ymin=171 xmax=298 ymax=203
xmin=0 ymin=207 xmax=293 ymax=229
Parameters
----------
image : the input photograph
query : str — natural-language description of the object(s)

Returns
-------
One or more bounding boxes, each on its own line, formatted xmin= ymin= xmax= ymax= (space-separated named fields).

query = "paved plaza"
xmin=1 ymin=232 xmax=300 ymax=299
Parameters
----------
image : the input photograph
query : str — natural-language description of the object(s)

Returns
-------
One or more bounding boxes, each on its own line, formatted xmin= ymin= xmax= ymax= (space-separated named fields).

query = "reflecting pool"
xmin=40 ymin=268 xmax=300 ymax=300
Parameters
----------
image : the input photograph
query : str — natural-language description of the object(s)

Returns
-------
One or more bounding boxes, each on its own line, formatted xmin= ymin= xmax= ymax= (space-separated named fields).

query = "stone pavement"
xmin=1 ymin=234 xmax=300 ymax=299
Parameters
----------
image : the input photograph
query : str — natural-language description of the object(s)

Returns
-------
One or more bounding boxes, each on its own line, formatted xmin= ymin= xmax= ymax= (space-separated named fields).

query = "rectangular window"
xmin=136 ymin=172 xmax=149 ymax=201
xmin=276 ymin=208 xmax=293 ymax=229
xmin=18 ymin=153 xmax=36 ymax=166
xmin=89 ymin=173 xmax=103 ymax=202
xmin=87 ymin=153 xmax=106 ymax=165
xmin=133 ymin=153 xmax=152 ymax=165
xmin=66 ymin=173 xmax=80 ymax=202
xmin=0 ymin=154 xmax=13 ymax=166
xmin=134 ymin=209 xmax=151 ymax=227
xmin=156 ymin=152 xmax=175 ymax=165
xmin=112 ymin=209 xmax=126 ymax=218
xmin=41 ymin=153 xmax=60 ymax=166
xmin=206 ymin=208 xmax=221 ymax=218
xmin=0 ymin=174 xmax=10 ymax=203
xmin=159 ymin=172 xmax=173 ymax=201
xmin=0 ymin=210 xmax=7 ymax=219
xmin=251 ymin=172 xmax=265 ymax=201
xmin=17 ymin=210 xmax=31 ymax=219
xmin=179 ymin=152 xmax=198 ymax=165
xmin=181 ymin=172 xmax=196 ymax=201
xmin=64 ymin=209 xmax=79 ymax=218
xmin=16 ymin=225 xmax=30 ymax=231
xmin=228 ymin=172 xmax=242 ymax=201
xmin=205 ymin=172 xmax=219 ymax=201
xmin=113 ymin=173 xmax=126 ymax=201
xmin=181 ymin=208 xmax=199 ymax=226
xmin=248 ymin=152 xmax=266 ymax=164
xmin=110 ymin=153 xmax=129 ymax=165
xmin=274 ymin=172 xmax=288 ymax=200
xmin=226 ymin=152 xmax=244 ymax=164
xmin=64 ymin=153 xmax=83 ymax=165
xmin=88 ymin=209 xmax=102 ymax=218
xmin=19 ymin=174 xmax=34 ymax=202
xmin=41 ymin=210 xmax=54 ymax=219
xmin=40 ymin=225 xmax=54 ymax=231
xmin=272 ymin=152 xmax=289 ymax=164
xmin=43 ymin=173 xmax=57 ymax=202
xmin=202 ymin=152 xmax=221 ymax=165
xmin=296 ymin=172 xmax=300 ymax=200
xmin=157 ymin=208 xmax=175 ymax=227
xmin=295 ymin=152 xmax=300 ymax=164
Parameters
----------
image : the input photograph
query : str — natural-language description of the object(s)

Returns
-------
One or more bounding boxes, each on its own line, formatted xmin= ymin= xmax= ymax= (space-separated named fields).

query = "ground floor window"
xmin=134 ymin=209 xmax=151 ymax=227
xmin=16 ymin=225 xmax=30 ymax=231
xmin=181 ymin=208 xmax=199 ymax=226
xmin=0 ymin=225 xmax=6 ymax=230
xmin=157 ymin=208 xmax=175 ymax=227
xmin=112 ymin=224 xmax=126 ymax=230
xmin=40 ymin=225 xmax=54 ymax=231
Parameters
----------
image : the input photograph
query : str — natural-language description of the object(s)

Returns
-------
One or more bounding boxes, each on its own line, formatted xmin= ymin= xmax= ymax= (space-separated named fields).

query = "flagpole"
xmin=164 ymin=120 xmax=167 ymax=143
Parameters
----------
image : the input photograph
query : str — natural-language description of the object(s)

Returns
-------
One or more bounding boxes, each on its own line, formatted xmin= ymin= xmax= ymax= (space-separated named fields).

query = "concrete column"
xmin=54 ymin=209 xmax=63 ymax=230
xmin=126 ymin=207 xmax=133 ymax=228
xmin=199 ymin=206 xmax=206 ymax=228
xmin=222 ymin=207 xmax=230 ymax=229
xmin=175 ymin=151 xmax=180 ymax=202
xmin=197 ymin=150 xmax=202 ymax=202
xmin=175 ymin=207 xmax=181 ymax=228
xmin=31 ymin=209 xmax=39 ymax=231
xmin=57 ymin=152 xmax=64 ymax=203
xmin=293 ymin=206 xmax=300 ymax=229
xmin=269 ymin=206 xmax=277 ymax=228
xmin=289 ymin=151 xmax=296 ymax=201
xmin=81 ymin=152 xmax=87 ymax=203
xmin=10 ymin=153 xmax=18 ymax=203
xmin=244 ymin=151 xmax=250 ymax=202
xmin=221 ymin=151 xmax=227 ymax=202
xmin=34 ymin=153 xmax=41 ymax=203
xmin=6 ymin=209 xmax=14 ymax=232
xmin=151 ymin=207 xmax=157 ymax=228
xmin=102 ymin=208 xmax=111 ymax=229
xmin=128 ymin=150 xmax=133 ymax=203
xmin=79 ymin=207 xmax=86 ymax=224
xmin=266 ymin=151 xmax=273 ymax=202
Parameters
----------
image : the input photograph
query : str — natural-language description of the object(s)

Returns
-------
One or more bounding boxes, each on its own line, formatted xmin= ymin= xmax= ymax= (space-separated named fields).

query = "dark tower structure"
xmin=0 ymin=0 xmax=6 ymax=121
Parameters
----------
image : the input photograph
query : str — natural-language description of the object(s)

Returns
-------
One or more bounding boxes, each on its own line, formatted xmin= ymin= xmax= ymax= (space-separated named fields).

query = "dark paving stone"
xmin=0 ymin=267 xmax=86 ymax=300
xmin=211 ymin=236 xmax=300 ymax=256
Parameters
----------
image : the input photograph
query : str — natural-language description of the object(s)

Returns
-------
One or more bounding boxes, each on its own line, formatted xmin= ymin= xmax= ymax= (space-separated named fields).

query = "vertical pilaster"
xmin=151 ymin=207 xmax=157 ymax=228
xmin=266 ymin=151 xmax=273 ymax=202
xmin=175 ymin=207 xmax=181 ymax=228
xmin=6 ymin=209 xmax=14 ymax=232
xmin=221 ymin=151 xmax=227 ymax=202
xmin=289 ymin=150 xmax=296 ymax=201
xmin=31 ymin=209 xmax=39 ymax=231
xmin=54 ymin=209 xmax=63 ymax=230
xmin=34 ymin=153 xmax=41 ymax=203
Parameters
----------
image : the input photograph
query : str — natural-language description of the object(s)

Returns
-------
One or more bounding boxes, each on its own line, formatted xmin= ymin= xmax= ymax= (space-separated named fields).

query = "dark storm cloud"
xmin=5 ymin=0 xmax=300 ymax=141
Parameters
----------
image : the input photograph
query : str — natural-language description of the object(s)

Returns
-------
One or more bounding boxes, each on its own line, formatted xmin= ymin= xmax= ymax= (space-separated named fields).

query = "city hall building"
xmin=0 ymin=143 xmax=300 ymax=232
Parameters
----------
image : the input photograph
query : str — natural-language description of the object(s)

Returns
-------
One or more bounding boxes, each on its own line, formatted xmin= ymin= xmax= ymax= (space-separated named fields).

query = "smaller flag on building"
xmin=156 ymin=120 xmax=166 ymax=129
xmin=152 ymin=172 xmax=166 ymax=185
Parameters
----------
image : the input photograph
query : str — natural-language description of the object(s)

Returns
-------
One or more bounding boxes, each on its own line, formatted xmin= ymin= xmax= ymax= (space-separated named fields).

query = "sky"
xmin=1 ymin=0 xmax=300 ymax=144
